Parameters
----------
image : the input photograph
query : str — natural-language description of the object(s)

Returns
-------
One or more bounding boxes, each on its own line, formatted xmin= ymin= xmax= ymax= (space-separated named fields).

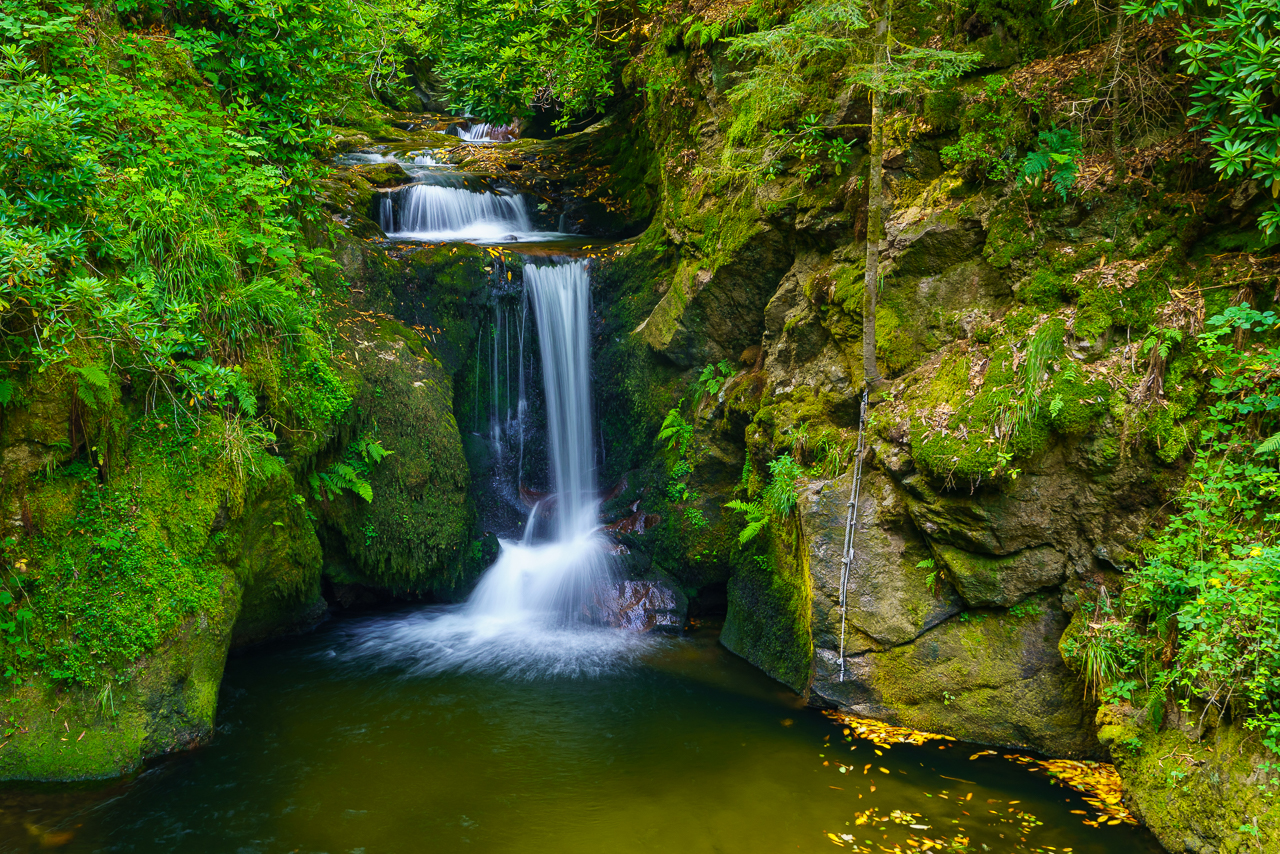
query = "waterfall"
xmin=454 ymin=122 xmax=494 ymax=142
xmin=467 ymin=258 xmax=610 ymax=617
xmin=381 ymin=185 xmax=532 ymax=243
xmin=349 ymin=259 xmax=637 ymax=677
xmin=524 ymin=260 xmax=597 ymax=539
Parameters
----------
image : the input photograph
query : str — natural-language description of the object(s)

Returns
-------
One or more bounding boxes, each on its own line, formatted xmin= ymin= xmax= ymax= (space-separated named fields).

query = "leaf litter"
xmin=819 ymin=713 xmax=1138 ymax=852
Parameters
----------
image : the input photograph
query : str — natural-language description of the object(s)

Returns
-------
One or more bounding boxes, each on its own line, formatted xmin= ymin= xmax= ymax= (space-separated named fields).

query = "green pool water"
xmin=0 ymin=611 xmax=1164 ymax=854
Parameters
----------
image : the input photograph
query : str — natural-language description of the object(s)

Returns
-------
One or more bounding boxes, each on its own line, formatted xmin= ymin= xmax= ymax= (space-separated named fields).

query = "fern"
xmin=725 ymin=499 xmax=771 ymax=544
xmin=1256 ymin=433 xmax=1280 ymax=456
xmin=68 ymin=363 xmax=112 ymax=409
xmin=1018 ymin=127 xmax=1082 ymax=201
xmin=763 ymin=454 xmax=804 ymax=516
xmin=658 ymin=405 xmax=693 ymax=455
xmin=309 ymin=432 xmax=391 ymax=503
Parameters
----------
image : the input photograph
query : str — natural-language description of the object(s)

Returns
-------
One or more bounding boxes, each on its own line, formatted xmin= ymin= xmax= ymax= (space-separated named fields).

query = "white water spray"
xmin=344 ymin=259 xmax=642 ymax=677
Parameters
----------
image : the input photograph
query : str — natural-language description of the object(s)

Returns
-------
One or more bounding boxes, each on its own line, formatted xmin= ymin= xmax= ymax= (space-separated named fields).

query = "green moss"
xmin=1111 ymin=718 xmax=1280 ymax=852
xmin=984 ymin=207 xmax=1041 ymax=268
xmin=1017 ymin=268 xmax=1069 ymax=309
xmin=721 ymin=518 xmax=814 ymax=691
xmin=319 ymin=342 xmax=471 ymax=594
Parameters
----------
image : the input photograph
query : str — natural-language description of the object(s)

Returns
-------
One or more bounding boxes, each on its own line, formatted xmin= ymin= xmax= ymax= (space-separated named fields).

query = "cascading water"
xmin=380 ymin=185 xmax=533 ymax=243
xmin=454 ymin=122 xmax=494 ymax=141
xmin=346 ymin=259 xmax=647 ymax=677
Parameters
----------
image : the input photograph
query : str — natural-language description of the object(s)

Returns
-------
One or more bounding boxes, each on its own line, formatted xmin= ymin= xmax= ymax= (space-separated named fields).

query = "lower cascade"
xmin=346 ymin=258 xmax=642 ymax=678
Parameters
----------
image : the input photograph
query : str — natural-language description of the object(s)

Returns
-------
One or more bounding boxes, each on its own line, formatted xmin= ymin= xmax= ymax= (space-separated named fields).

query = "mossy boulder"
xmin=1109 ymin=712 xmax=1280 ymax=853
xmin=0 ymin=580 xmax=240 ymax=782
xmin=317 ymin=323 xmax=473 ymax=596
xmin=801 ymin=469 xmax=962 ymax=657
xmin=819 ymin=595 xmax=1100 ymax=756
xmin=636 ymin=215 xmax=794 ymax=368
xmin=0 ymin=432 xmax=323 ymax=780
xmin=720 ymin=521 xmax=813 ymax=692
xmin=932 ymin=542 xmax=1066 ymax=608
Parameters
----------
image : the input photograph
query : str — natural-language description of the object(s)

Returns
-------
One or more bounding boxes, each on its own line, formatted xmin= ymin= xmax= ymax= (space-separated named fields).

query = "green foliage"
xmin=683 ymin=506 xmax=709 ymax=529
xmin=658 ymin=404 xmax=694 ymax=457
xmin=762 ymin=453 xmax=804 ymax=516
xmin=725 ymin=452 xmax=807 ymax=544
xmin=309 ymin=432 xmax=391 ymax=503
xmin=941 ymin=75 xmax=1047 ymax=182
xmin=1018 ymin=127 xmax=1082 ymax=201
xmin=725 ymin=0 xmax=979 ymax=149
xmin=1063 ymin=602 xmax=1143 ymax=701
xmin=725 ymin=498 xmax=771 ymax=545
xmin=168 ymin=0 xmax=365 ymax=157
xmin=917 ymin=557 xmax=942 ymax=594
xmin=766 ymin=114 xmax=858 ymax=183
xmin=1126 ymin=0 xmax=1280 ymax=234
xmin=725 ymin=0 xmax=867 ymax=132
xmin=391 ymin=0 xmax=656 ymax=127
xmin=0 ymin=12 xmax=355 ymax=469
xmin=680 ymin=14 xmax=748 ymax=47
xmin=694 ymin=360 xmax=735 ymax=403
xmin=1129 ymin=304 xmax=1280 ymax=749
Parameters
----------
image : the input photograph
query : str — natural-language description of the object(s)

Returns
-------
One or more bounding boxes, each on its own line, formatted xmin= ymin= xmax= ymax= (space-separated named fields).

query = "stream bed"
xmin=0 ymin=612 xmax=1164 ymax=854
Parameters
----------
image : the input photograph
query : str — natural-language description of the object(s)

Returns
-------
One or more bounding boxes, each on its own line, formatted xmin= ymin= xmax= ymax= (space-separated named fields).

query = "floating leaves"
xmin=824 ymin=711 xmax=957 ymax=749
xmin=967 ymin=752 xmax=1137 ymax=826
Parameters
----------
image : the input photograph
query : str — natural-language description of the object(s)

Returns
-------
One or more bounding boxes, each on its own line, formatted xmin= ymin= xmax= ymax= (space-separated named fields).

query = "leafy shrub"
xmin=390 ymin=0 xmax=658 ymax=126
xmin=1130 ymin=305 xmax=1280 ymax=747
xmin=1126 ymin=0 xmax=1280 ymax=235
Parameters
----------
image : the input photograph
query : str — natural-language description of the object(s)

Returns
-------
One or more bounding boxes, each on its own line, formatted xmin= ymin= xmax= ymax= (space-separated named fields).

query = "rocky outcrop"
xmin=1101 ymin=705 xmax=1280 ymax=853
xmin=600 ymin=22 xmax=1195 ymax=767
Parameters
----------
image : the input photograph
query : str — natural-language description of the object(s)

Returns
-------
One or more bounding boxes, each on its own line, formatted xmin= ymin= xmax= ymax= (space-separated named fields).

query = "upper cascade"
xmin=380 ymin=185 xmax=534 ymax=243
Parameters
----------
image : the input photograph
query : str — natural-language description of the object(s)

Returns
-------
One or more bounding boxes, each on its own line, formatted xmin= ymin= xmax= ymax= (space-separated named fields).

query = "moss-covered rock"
xmin=802 ymin=469 xmax=962 ymax=657
xmin=820 ymin=595 xmax=1100 ymax=756
xmin=721 ymin=519 xmax=813 ymax=692
xmin=316 ymin=327 xmax=472 ymax=595
xmin=1108 ymin=710 xmax=1280 ymax=853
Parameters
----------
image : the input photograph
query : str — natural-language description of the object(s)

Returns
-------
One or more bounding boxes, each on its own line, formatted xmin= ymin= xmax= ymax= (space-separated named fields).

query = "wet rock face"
xmin=802 ymin=470 xmax=962 ymax=655
xmin=793 ymin=434 xmax=1167 ymax=756
xmin=799 ymin=470 xmax=1097 ymax=756
xmin=602 ymin=579 xmax=686 ymax=633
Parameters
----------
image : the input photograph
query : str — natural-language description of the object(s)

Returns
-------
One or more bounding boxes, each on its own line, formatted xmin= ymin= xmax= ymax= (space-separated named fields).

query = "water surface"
xmin=0 ymin=614 xmax=1163 ymax=854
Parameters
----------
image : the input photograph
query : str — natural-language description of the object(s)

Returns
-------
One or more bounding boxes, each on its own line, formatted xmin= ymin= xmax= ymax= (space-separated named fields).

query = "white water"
xmin=344 ymin=259 xmax=636 ymax=677
xmin=454 ymin=122 xmax=495 ymax=141
xmin=381 ymin=185 xmax=535 ymax=243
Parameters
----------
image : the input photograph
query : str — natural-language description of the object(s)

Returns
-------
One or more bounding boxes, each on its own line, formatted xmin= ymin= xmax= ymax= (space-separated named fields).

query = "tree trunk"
xmin=862 ymin=77 xmax=884 ymax=387
xmin=1109 ymin=6 xmax=1127 ymax=182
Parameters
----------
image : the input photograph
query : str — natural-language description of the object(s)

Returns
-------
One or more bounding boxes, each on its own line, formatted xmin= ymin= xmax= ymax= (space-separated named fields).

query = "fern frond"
xmin=1255 ymin=433 xmax=1280 ymax=456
